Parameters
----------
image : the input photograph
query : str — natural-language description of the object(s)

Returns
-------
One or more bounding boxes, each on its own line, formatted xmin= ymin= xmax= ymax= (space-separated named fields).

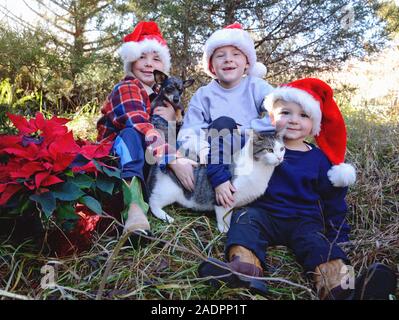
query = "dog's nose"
xmin=173 ymin=97 xmax=180 ymax=104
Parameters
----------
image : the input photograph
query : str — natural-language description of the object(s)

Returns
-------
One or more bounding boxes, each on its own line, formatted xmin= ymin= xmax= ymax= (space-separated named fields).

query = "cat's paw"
xmin=164 ymin=214 xmax=175 ymax=224
xmin=150 ymin=208 xmax=175 ymax=224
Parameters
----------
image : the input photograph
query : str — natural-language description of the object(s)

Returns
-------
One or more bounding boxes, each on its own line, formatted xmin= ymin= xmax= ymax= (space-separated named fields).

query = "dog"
xmin=151 ymin=70 xmax=194 ymax=125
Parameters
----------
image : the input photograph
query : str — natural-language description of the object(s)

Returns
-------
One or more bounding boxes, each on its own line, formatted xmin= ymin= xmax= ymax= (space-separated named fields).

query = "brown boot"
xmin=198 ymin=246 xmax=268 ymax=296
xmin=228 ymin=245 xmax=263 ymax=277
xmin=314 ymin=259 xmax=349 ymax=300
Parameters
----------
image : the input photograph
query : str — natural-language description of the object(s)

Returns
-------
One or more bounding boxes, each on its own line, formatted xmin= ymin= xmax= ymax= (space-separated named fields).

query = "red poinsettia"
xmin=48 ymin=204 xmax=102 ymax=256
xmin=0 ymin=112 xmax=113 ymax=205
xmin=0 ymin=112 xmax=120 ymax=257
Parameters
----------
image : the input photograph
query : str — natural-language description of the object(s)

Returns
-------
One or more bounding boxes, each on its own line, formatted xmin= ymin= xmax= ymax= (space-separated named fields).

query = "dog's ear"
xmin=153 ymin=70 xmax=168 ymax=84
xmin=182 ymin=79 xmax=195 ymax=89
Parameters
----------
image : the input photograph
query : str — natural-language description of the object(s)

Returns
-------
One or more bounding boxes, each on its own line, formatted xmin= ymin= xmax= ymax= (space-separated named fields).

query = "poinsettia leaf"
xmin=29 ymin=192 xmax=56 ymax=218
xmin=7 ymin=113 xmax=36 ymax=134
xmin=35 ymin=172 xmax=63 ymax=188
xmin=72 ymin=174 xmax=94 ymax=189
xmin=69 ymin=154 xmax=90 ymax=168
xmin=56 ymin=203 xmax=79 ymax=221
xmin=64 ymin=169 xmax=74 ymax=177
xmin=95 ymin=176 xmax=114 ymax=195
xmin=102 ymin=166 xmax=121 ymax=179
xmin=52 ymin=181 xmax=85 ymax=201
xmin=79 ymin=196 xmax=102 ymax=215
xmin=3 ymin=143 xmax=39 ymax=160
xmin=50 ymin=115 xmax=70 ymax=125
xmin=71 ymin=162 xmax=98 ymax=174
xmin=0 ymin=184 xmax=23 ymax=206
xmin=9 ymin=162 xmax=44 ymax=179
xmin=0 ymin=135 xmax=22 ymax=149
xmin=91 ymin=159 xmax=103 ymax=172
xmin=34 ymin=112 xmax=46 ymax=130
xmin=80 ymin=143 xmax=112 ymax=160
xmin=52 ymin=153 xmax=76 ymax=172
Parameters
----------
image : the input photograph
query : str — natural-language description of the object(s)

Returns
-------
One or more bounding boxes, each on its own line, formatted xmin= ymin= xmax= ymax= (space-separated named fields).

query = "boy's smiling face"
xmin=269 ymin=99 xmax=313 ymax=148
xmin=210 ymin=45 xmax=249 ymax=89
xmin=131 ymin=51 xmax=164 ymax=87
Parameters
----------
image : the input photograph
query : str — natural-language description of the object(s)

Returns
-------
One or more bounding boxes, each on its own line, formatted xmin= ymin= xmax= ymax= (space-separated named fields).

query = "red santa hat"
xmin=118 ymin=21 xmax=171 ymax=76
xmin=202 ymin=23 xmax=267 ymax=79
xmin=264 ymin=78 xmax=356 ymax=187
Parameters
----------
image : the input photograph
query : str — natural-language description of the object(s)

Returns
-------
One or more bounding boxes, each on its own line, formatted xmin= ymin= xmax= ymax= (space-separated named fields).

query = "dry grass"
xmin=0 ymin=99 xmax=398 ymax=300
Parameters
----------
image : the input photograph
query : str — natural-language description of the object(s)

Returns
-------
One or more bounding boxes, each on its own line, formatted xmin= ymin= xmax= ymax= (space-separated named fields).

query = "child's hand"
xmin=215 ymin=180 xmax=236 ymax=208
xmin=168 ymin=158 xmax=198 ymax=192
xmin=153 ymin=101 xmax=176 ymax=122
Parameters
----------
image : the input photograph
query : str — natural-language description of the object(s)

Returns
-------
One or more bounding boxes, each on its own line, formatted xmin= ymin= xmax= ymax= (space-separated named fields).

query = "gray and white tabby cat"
xmin=147 ymin=131 xmax=285 ymax=232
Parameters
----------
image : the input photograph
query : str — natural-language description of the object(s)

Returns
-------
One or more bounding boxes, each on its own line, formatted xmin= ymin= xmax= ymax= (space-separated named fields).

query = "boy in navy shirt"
xmin=199 ymin=78 xmax=397 ymax=299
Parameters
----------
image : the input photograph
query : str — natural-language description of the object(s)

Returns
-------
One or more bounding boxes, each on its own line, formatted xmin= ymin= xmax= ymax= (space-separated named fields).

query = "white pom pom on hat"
xmin=264 ymin=78 xmax=356 ymax=187
xmin=202 ymin=22 xmax=267 ymax=78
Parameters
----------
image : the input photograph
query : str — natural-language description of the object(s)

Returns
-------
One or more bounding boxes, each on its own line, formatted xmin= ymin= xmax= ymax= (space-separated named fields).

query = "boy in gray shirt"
xmin=178 ymin=23 xmax=274 ymax=207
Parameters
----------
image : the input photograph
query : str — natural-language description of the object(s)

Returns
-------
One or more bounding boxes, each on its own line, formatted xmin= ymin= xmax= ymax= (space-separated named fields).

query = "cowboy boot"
xmin=228 ymin=245 xmax=264 ymax=277
xmin=198 ymin=245 xmax=268 ymax=296
xmin=314 ymin=259 xmax=350 ymax=300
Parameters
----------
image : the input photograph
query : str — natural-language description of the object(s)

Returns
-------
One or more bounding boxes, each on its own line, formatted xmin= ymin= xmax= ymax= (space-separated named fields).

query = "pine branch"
xmin=255 ymin=0 xmax=306 ymax=48
xmin=22 ymin=0 xmax=75 ymax=36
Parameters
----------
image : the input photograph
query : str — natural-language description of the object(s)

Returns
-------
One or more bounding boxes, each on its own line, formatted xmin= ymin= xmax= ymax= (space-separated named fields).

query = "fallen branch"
xmin=0 ymin=289 xmax=31 ymax=300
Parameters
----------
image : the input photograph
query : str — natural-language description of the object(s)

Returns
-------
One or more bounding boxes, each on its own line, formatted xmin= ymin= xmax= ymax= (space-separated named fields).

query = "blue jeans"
xmin=226 ymin=206 xmax=350 ymax=273
xmin=206 ymin=116 xmax=246 ymax=188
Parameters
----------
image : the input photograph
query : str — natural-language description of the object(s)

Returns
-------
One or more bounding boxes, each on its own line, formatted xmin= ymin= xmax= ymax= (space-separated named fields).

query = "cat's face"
xmin=252 ymin=131 xmax=285 ymax=166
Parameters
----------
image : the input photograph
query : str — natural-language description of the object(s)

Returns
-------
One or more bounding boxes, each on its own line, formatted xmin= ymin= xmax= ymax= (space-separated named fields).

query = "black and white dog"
xmin=151 ymin=70 xmax=194 ymax=126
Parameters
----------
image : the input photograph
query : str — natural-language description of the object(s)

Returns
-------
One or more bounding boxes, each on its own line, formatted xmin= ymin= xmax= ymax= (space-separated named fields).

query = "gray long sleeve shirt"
xmin=178 ymin=76 xmax=275 ymax=156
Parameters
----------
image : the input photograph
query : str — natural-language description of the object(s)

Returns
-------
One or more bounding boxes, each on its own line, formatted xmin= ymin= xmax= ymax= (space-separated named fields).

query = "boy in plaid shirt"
xmin=97 ymin=21 xmax=197 ymax=240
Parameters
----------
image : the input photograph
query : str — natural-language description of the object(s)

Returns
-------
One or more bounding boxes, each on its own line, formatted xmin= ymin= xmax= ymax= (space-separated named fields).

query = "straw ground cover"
xmin=0 ymin=99 xmax=398 ymax=300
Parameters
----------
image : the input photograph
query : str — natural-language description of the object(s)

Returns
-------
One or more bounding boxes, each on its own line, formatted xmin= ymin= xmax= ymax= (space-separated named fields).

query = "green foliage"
xmin=79 ymin=196 xmax=103 ymax=215
xmin=129 ymin=0 xmax=390 ymax=84
xmin=0 ymin=0 xmax=395 ymax=113
xmin=376 ymin=0 xmax=399 ymax=38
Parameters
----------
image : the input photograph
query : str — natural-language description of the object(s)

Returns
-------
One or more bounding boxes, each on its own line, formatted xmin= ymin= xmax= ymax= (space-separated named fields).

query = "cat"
xmin=146 ymin=130 xmax=285 ymax=232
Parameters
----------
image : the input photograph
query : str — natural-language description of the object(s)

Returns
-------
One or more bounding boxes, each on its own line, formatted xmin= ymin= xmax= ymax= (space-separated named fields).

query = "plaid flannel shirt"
xmin=97 ymin=76 xmax=176 ymax=164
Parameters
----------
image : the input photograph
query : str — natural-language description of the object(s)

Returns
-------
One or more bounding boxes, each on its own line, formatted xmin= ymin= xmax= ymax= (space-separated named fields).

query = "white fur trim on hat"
xmin=202 ymin=28 xmax=266 ymax=78
xmin=118 ymin=38 xmax=171 ymax=76
xmin=263 ymin=86 xmax=322 ymax=135
xmin=327 ymin=163 xmax=356 ymax=187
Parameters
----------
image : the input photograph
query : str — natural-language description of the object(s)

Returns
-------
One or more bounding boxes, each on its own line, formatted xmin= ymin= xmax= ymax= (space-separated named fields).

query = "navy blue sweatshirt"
xmin=252 ymin=143 xmax=350 ymax=243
